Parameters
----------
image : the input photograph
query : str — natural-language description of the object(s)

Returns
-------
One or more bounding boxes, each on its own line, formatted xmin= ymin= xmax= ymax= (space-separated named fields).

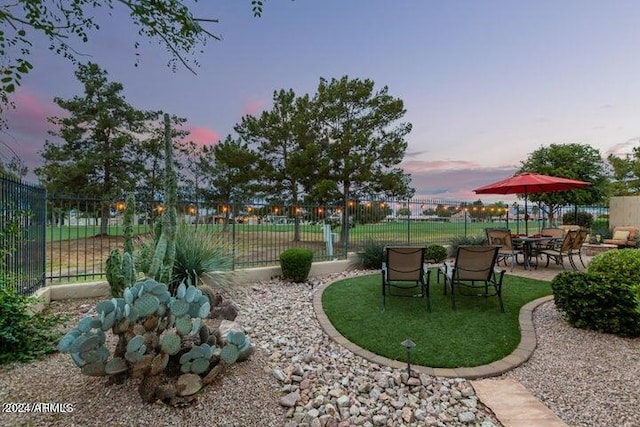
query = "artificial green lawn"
xmin=322 ymin=271 xmax=552 ymax=368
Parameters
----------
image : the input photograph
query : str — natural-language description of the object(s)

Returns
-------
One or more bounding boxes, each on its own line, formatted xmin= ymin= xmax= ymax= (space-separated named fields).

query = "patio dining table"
xmin=512 ymin=235 xmax=556 ymax=270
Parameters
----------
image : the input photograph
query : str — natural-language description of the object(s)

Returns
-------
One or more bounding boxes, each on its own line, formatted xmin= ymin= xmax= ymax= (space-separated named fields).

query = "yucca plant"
xmin=136 ymin=223 xmax=233 ymax=293
xmin=356 ymin=239 xmax=386 ymax=270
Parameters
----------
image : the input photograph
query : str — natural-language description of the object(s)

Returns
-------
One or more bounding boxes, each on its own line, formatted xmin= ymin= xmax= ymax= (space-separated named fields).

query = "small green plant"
xmin=551 ymin=271 xmax=640 ymax=337
xmin=105 ymin=193 xmax=137 ymax=297
xmin=425 ymin=244 xmax=447 ymax=263
xmin=447 ymin=234 xmax=487 ymax=256
xmin=0 ymin=280 xmax=66 ymax=364
xmin=279 ymin=248 xmax=313 ymax=282
xmin=356 ymin=240 xmax=385 ymax=270
xmin=562 ymin=211 xmax=594 ymax=229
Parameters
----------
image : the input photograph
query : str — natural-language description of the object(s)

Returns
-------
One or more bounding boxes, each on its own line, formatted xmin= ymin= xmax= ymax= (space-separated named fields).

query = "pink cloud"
xmin=183 ymin=126 xmax=221 ymax=146
xmin=5 ymin=89 xmax=63 ymax=136
xmin=402 ymin=159 xmax=482 ymax=173
xmin=242 ymin=99 xmax=267 ymax=116
xmin=2 ymin=88 xmax=65 ymax=179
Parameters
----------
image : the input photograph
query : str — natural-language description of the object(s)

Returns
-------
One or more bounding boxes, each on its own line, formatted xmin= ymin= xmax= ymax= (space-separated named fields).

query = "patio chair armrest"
xmin=492 ymin=267 xmax=506 ymax=284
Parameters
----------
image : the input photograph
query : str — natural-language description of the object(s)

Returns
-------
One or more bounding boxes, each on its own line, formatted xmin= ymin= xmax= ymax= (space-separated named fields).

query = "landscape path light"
xmin=401 ymin=338 xmax=416 ymax=376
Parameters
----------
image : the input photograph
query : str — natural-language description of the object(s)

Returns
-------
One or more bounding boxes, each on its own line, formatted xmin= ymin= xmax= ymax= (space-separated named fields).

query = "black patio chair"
xmin=381 ymin=246 xmax=431 ymax=312
xmin=440 ymin=245 xmax=506 ymax=312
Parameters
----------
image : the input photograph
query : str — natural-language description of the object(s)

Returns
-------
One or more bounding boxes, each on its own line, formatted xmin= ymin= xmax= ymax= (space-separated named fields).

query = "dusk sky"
xmin=3 ymin=1 xmax=640 ymax=201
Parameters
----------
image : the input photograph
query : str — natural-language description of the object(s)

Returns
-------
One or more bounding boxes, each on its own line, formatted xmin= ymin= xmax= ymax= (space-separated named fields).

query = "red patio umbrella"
xmin=473 ymin=172 xmax=591 ymax=234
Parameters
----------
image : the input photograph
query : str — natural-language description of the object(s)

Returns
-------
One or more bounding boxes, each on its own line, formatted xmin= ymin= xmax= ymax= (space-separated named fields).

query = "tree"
xmin=312 ymin=76 xmax=414 ymax=245
xmin=235 ymin=89 xmax=318 ymax=241
xmin=0 ymin=1 xmax=266 ymax=122
xmin=198 ymin=136 xmax=259 ymax=231
xmin=36 ymin=62 xmax=157 ymax=234
xmin=607 ymin=147 xmax=640 ymax=196
xmin=518 ymin=143 xmax=609 ymax=225
xmin=135 ymin=115 xmax=191 ymax=215
xmin=0 ymin=140 xmax=28 ymax=179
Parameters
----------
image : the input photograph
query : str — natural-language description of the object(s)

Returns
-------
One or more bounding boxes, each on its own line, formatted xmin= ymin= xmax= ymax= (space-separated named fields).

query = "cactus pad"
xmin=78 ymin=316 xmax=93 ymax=333
xmin=177 ymin=281 xmax=187 ymax=299
xmin=57 ymin=329 xmax=81 ymax=352
xmin=220 ymin=344 xmax=239 ymax=365
xmin=180 ymin=361 xmax=192 ymax=374
xmin=190 ymin=317 xmax=201 ymax=336
xmin=226 ymin=330 xmax=246 ymax=347
xmin=185 ymin=285 xmax=197 ymax=303
xmin=127 ymin=335 xmax=145 ymax=353
xmin=70 ymin=352 xmax=85 ymax=367
xmin=113 ymin=317 xmax=130 ymax=334
xmin=105 ymin=357 xmax=128 ymax=374
xmin=176 ymin=374 xmax=202 ymax=396
xmin=96 ymin=300 xmax=116 ymax=315
xmin=191 ymin=357 xmax=210 ymax=375
xmin=101 ymin=311 xmax=116 ymax=331
xmin=124 ymin=288 xmax=134 ymax=305
xmin=175 ymin=315 xmax=192 ymax=336
xmin=198 ymin=301 xmax=210 ymax=319
xmin=150 ymin=352 xmax=169 ymax=375
xmin=125 ymin=350 xmax=143 ymax=363
xmin=160 ymin=331 xmax=181 ymax=355
xmin=81 ymin=362 xmax=106 ymax=376
xmin=171 ymin=299 xmax=189 ymax=317
xmin=199 ymin=343 xmax=213 ymax=359
xmin=134 ymin=294 xmax=160 ymax=317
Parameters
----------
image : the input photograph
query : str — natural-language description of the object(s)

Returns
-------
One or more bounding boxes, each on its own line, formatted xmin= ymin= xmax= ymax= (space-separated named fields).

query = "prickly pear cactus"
xmin=58 ymin=278 xmax=252 ymax=405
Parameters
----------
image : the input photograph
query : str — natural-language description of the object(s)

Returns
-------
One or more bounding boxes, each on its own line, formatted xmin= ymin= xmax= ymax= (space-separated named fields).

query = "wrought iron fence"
xmin=1 ymin=173 xmax=46 ymax=295
xmin=43 ymin=195 xmax=609 ymax=284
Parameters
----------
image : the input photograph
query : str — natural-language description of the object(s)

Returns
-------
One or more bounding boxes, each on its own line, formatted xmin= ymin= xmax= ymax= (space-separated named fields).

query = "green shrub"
xmin=136 ymin=223 xmax=233 ymax=293
xmin=562 ymin=211 xmax=594 ymax=229
xmin=587 ymin=249 xmax=640 ymax=285
xmin=447 ymin=234 xmax=487 ymax=257
xmin=551 ymin=271 xmax=640 ymax=337
xmin=425 ymin=244 xmax=447 ymax=263
xmin=279 ymin=248 xmax=314 ymax=282
xmin=0 ymin=280 xmax=66 ymax=364
xmin=356 ymin=240 xmax=385 ymax=270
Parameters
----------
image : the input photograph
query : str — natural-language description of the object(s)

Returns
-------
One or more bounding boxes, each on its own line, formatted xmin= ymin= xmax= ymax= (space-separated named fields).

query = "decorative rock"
xmin=407 ymin=377 xmax=421 ymax=386
xmin=279 ymin=390 xmax=300 ymax=408
xmin=459 ymin=411 xmax=476 ymax=423
xmin=372 ymin=415 xmax=387 ymax=426
xmin=401 ymin=406 xmax=414 ymax=423
xmin=336 ymin=395 xmax=350 ymax=407
xmin=273 ymin=368 xmax=287 ymax=382
xmin=300 ymin=378 xmax=311 ymax=390
xmin=217 ymin=273 xmax=501 ymax=427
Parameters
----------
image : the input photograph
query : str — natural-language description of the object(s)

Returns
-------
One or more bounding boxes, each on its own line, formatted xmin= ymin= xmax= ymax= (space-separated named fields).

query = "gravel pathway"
xmin=1 ymin=271 xmax=638 ymax=426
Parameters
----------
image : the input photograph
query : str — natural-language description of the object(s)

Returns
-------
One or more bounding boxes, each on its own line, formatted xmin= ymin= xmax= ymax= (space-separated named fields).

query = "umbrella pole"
xmin=525 ymin=191 xmax=529 ymax=236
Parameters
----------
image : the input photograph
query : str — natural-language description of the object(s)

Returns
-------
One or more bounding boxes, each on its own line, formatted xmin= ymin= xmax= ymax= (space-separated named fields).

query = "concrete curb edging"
xmin=313 ymin=276 xmax=554 ymax=379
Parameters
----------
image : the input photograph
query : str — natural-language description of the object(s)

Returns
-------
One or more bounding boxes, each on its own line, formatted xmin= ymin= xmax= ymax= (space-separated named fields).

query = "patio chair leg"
xmin=450 ymin=282 xmax=456 ymax=310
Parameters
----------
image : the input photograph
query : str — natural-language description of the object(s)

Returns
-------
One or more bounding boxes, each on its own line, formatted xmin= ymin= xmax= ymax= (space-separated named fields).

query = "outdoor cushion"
xmin=612 ymin=230 xmax=630 ymax=241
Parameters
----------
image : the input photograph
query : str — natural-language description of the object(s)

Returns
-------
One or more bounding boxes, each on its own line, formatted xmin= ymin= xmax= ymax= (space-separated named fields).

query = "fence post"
xmin=231 ymin=198 xmax=236 ymax=271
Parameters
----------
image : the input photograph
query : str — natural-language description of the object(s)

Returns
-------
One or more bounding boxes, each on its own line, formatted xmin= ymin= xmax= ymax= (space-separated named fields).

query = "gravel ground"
xmin=502 ymin=300 xmax=640 ymax=427
xmin=1 ymin=272 xmax=638 ymax=426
